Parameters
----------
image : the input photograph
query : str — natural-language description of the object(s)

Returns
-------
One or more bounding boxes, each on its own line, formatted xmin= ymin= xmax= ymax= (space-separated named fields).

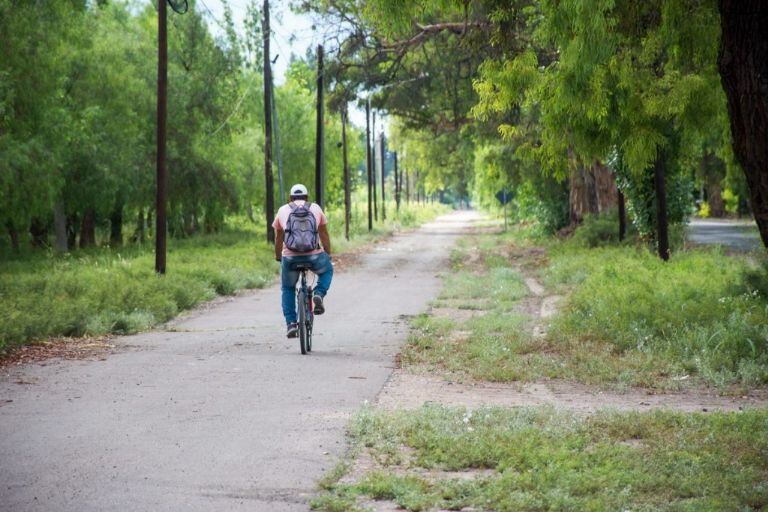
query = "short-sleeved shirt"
xmin=272 ymin=200 xmax=328 ymax=257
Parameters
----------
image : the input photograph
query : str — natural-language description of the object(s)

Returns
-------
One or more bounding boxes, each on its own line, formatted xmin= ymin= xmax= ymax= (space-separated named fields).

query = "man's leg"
xmin=281 ymin=257 xmax=300 ymax=325
xmin=309 ymin=252 xmax=333 ymax=297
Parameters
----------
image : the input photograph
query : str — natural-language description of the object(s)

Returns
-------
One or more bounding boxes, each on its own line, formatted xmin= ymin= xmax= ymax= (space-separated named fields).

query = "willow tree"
xmin=474 ymin=1 xmax=727 ymax=258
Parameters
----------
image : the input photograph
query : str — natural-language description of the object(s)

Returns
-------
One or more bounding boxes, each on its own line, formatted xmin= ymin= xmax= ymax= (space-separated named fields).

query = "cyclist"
xmin=272 ymin=184 xmax=333 ymax=338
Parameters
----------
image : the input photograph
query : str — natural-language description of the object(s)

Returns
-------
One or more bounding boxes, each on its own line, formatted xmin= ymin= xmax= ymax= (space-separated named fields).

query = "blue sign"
xmin=495 ymin=189 xmax=513 ymax=205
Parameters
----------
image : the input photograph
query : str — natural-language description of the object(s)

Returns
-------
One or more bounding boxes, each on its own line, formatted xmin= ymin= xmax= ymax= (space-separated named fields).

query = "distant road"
xmin=687 ymin=218 xmax=763 ymax=252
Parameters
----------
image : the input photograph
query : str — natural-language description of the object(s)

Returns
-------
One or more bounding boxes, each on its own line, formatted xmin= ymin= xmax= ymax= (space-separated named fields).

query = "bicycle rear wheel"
xmin=298 ymin=289 xmax=308 ymax=355
xmin=306 ymin=290 xmax=313 ymax=352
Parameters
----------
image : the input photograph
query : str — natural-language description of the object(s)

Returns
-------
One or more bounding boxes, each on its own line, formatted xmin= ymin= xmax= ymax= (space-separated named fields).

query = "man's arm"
xmin=319 ymin=224 xmax=331 ymax=257
xmin=274 ymin=227 xmax=284 ymax=261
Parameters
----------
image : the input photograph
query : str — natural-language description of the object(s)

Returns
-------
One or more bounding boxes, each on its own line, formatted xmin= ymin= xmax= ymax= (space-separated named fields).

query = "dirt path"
xmin=0 ymin=211 xmax=480 ymax=512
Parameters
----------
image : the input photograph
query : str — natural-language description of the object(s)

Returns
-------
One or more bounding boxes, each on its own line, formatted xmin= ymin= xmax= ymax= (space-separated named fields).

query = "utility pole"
xmin=394 ymin=151 xmax=401 ymax=212
xmin=372 ymin=111 xmax=378 ymax=221
xmin=155 ymin=0 xmax=168 ymax=274
xmin=262 ymin=0 xmax=275 ymax=243
xmin=405 ymin=168 xmax=410 ymax=205
xmin=365 ymin=100 xmax=373 ymax=231
xmin=271 ymin=72 xmax=285 ymax=201
xmin=315 ymin=45 xmax=325 ymax=208
xmin=380 ymin=134 xmax=386 ymax=220
xmin=341 ymin=106 xmax=350 ymax=241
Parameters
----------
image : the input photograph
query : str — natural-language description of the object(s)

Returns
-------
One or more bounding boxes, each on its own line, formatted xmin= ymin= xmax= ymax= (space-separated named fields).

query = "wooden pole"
xmin=405 ymin=167 xmax=410 ymax=205
xmin=394 ymin=151 xmax=401 ymax=212
xmin=315 ymin=45 xmax=325 ymax=208
xmin=262 ymin=0 xmax=275 ymax=243
xmin=365 ymin=100 xmax=373 ymax=231
xmin=342 ymin=107 xmax=350 ymax=241
xmin=380 ymin=133 xmax=386 ymax=220
xmin=372 ymin=111 xmax=378 ymax=221
xmin=155 ymin=0 xmax=168 ymax=274
xmin=271 ymin=73 xmax=285 ymax=201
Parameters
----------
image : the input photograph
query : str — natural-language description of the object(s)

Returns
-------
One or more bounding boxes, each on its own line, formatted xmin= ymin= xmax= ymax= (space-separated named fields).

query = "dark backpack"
xmin=284 ymin=202 xmax=319 ymax=252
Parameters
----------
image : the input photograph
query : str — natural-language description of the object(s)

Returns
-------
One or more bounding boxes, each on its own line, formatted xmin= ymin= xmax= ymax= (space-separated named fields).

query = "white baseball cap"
xmin=290 ymin=183 xmax=308 ymax=196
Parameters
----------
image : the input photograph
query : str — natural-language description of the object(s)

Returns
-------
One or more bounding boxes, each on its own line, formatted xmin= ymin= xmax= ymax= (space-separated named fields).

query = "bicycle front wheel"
xmin=298 ymin=289 xmax=308 ymax=355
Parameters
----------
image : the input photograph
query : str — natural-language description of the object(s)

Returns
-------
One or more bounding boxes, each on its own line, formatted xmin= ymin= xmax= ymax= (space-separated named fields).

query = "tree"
xmin=718 ymin=0 xmax=768 ymax=247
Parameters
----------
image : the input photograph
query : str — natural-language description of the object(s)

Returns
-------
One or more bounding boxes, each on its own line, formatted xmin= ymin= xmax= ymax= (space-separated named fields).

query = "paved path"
xmin=687 ymin=218 xmax=762 ymax=252
xmin=0 ymin=211 xmax=478 ymax=512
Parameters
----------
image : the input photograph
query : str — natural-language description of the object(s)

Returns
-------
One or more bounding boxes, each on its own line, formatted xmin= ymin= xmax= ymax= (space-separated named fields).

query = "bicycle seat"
xmin=294 ymin=264 xmax=312 ymax=271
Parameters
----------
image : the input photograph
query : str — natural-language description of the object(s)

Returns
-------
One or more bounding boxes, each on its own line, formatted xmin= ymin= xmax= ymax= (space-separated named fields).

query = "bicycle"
xmin=295 ymin=264 xmax=315 ymax=354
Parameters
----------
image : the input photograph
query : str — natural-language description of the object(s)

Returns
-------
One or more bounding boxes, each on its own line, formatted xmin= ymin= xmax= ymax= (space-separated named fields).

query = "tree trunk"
xmin=570 ymin=161 xmax=618 ymax=224
xmin=79 ymin=209 xmax=96 ymax=248
xmin=654 ymin=149 xmax=670 ymax=261
xmin=593 ymin=161 xmax=618 ymax=213
xmin=29 ymin=218 xmax=48 ymax=248
xmin=132 ymin=209 xmax=146 ymax=243
xmin=707 ymin=182 xmax=726 ymax=217
xmin=718 ymin=0 xmax=768 ymax=247
xmin=110 ymin=202 xmax=123 ymax=247
xmin=53 ymin=201 xmax=68 ymax=252
xmin=6 ymin=222 xmax=19 ymax=252
xmin=66 ymin=215 xmax=78 ymax=249
xmin=618 ymin=189 xmax=627 ymax=241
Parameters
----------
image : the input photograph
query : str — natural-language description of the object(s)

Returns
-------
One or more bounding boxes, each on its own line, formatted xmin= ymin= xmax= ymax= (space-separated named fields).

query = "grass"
xmin=312 ymin=404 xmax=768 ymax=511
xmin=0 ymin=201 xmax=448 ymax=352
xmin=401 ymin=216 xmax=768 ymax=389
xmin=545 ymin=244 xmax=768 ymax=388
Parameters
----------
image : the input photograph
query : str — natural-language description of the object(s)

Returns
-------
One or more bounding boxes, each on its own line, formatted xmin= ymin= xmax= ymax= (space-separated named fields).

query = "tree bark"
xmin=132 ymin=209 xmax=146 ymax=243
xmin=569 ymin=161 xmax=618 ymax=224
xmin=707 ymin=182 xmax=726 ymax=217
xmin=593 ymin=160 xmax=618 ymax=213
xmin=79 ymin=209 xmax=96 ymax=248
xmin=6 ymin=222 xmax=20 ymax=252
xmin=110 ymin=202 xmax=123 ymax=247
xmin=718 ymin=0 xmax=768 ymax=247
xmin=66 ymin=215 xmax=77 ymax=249
xmin=53 ymin=201 xmax=68 ymax=252
xmin=29 ymin=218 xmax=48 ymax=248
xmin=654 ymin=149 xmax=670 ymax=261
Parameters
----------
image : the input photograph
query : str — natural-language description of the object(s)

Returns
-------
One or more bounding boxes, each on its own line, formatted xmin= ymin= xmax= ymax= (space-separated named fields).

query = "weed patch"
xmin=405 ymin=226 xmax=768 ymax=390
xmin=313 ymin=405 xmax=768 ymax=511
xmin=546 ymin=245 xmax=768 ymax=387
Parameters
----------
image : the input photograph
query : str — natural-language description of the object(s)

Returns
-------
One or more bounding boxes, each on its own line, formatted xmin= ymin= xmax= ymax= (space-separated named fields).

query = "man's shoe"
xmin=312 ymin=295 xmax=325 ymax=315
xmin=286 ymin=322 xmax=298 ymax=338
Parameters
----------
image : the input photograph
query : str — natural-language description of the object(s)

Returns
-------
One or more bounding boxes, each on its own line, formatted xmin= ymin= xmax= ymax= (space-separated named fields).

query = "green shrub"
xmin=569 ymin=210 xmax=635 ymax=248
xmin=547 ymin=246 xmax=768 ymax=386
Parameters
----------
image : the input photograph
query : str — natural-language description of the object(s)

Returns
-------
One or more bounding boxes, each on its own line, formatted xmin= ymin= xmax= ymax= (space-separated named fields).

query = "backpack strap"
xmin=289 ymin=201 xmax=311 ymax=211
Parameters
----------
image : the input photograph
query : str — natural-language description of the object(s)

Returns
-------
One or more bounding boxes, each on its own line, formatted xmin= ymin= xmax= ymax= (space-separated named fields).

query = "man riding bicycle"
xmin=272 ymin=184 xmax=333 ymax=338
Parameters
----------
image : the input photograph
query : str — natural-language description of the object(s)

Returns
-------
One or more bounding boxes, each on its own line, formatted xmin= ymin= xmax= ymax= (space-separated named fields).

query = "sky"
xmin=199 ymin=0 xmax=372 ymax=129
xmin=199 ymin=0 xmax=318 ymax=83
